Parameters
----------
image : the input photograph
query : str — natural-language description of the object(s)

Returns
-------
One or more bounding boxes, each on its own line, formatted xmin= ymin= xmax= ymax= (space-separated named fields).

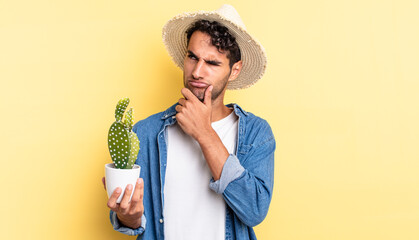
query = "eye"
xmin=206 ymin=61 xmax=220 ymax=66
xmin=187 ymin=54 xmax=197 ymax=60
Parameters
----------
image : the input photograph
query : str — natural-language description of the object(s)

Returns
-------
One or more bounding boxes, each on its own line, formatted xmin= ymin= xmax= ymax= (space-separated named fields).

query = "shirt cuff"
xmin=209 ymin=154 xmax=245 ymax=194
xmin=110 ymin=210 xmax=146 ymax=236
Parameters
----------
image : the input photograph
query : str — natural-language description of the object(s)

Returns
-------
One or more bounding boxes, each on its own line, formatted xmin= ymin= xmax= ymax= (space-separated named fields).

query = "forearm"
xmin=197 ymin=128 xmax=229 ymax=181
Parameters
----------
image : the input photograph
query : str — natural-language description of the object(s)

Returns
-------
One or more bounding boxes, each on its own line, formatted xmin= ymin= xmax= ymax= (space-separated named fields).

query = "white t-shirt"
xmin=163 ymin=110 xmax=238 ymax=240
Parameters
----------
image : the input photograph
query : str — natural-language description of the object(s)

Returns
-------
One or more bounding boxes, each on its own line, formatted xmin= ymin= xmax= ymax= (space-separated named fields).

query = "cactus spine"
xmin=108 ymin=98 xmax=140 ymax=169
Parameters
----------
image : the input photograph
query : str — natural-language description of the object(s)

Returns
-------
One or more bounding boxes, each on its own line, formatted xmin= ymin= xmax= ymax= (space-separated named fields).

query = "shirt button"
xmin=159 ymin=218 xmax=164 ymax=223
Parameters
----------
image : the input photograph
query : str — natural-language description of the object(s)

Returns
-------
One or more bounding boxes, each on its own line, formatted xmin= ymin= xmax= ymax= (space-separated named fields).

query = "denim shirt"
xmin=110 ymin=103 xmax=276 ymax=240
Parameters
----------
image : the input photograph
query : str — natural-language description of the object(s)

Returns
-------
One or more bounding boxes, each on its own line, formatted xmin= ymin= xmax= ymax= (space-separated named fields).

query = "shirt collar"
xmin=160 ymin=102 xmax=249 ymax=121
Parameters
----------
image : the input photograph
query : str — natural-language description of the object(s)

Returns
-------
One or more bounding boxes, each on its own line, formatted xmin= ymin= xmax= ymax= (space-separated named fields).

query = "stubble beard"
xmin=183 ymin=77 xmax=229 ymax=103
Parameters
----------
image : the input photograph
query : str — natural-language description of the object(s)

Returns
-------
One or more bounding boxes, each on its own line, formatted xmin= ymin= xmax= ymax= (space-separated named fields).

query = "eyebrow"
xmin=187 ymin=50 xmax=222 ymax=66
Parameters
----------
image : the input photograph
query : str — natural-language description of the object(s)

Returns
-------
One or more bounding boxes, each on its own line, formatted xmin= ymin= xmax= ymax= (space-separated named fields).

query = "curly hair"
xmin=185 ymin=19 xmax=241 ymax=68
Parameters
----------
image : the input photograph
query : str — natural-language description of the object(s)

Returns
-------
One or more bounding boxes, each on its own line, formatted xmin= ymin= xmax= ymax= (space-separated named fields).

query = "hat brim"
xmin=162 ymin=11 xmax=267 ymax=90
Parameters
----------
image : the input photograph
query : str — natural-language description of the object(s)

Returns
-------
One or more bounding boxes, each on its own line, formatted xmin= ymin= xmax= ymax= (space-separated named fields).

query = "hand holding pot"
xmin=103 ymin=177 xmax=144 ymax=229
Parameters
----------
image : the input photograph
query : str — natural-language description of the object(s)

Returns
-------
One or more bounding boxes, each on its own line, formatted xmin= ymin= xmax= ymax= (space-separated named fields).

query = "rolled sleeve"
xmin=209 ymin=154 xmax=245 ymax=194
xmin=110 ymin=210 xmax=146 ymax=236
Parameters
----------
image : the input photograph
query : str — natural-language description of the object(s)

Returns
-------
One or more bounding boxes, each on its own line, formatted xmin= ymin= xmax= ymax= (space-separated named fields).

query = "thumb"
xmin=204 ymin=85 xmax=213 ymax=106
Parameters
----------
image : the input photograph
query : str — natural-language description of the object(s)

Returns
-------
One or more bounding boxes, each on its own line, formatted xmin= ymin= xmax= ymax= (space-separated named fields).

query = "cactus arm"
xmin=115 ymin=98 xmax=130 ymax=122
xmin=123 ymin=108 xmax=134 ymax=131
xmin=124 ymin=131 xmax=140 ymax=169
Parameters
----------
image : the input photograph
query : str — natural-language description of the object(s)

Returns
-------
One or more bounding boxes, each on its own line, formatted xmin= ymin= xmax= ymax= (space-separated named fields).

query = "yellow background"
xmin=1 ymin=0 xmax=418 ymax=239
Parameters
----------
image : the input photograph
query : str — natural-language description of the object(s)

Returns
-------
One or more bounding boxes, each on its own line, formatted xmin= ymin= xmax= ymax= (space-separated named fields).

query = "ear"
xmin=228 ymin=60 xmax=243 ymax=82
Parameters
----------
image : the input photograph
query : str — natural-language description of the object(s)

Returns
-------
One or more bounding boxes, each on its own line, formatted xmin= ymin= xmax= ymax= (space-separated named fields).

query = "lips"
xmin=188 ymin=81 xmax=208 ymax=88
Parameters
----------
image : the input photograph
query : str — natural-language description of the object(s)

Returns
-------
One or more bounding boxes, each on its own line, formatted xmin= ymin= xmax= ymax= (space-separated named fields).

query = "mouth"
xmin=188 ymin=81 xmax=208 ymax=88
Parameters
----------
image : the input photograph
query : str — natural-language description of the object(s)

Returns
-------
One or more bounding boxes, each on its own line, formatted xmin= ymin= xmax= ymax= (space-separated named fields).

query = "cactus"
xmin=108 ymin=98 xmax=140 ymax=169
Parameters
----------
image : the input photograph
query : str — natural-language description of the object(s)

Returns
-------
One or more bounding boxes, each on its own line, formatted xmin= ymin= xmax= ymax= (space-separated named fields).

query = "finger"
xmin=204 ymin=85 xmax=213 ymax=106
xmin=102 ymin=177 xmax=106 ymax=190
xmin=119 ymin=184 xmax=133 ymax=211
xmin=175 ymin=104 xmax=183 ymax=113
xmin=175 ymin=112 xmax=185 ymax=126
xmin=178 ymin=98 xmax=186 ymax=106
xmin=131 ymin=178 xmax=144 ymax=208
xmin=107 ymin=187 xmax=122 ymax=210
xmin=138 ymin=179 xmax=144 ymax=202
xmin=181 ymin=88 xmax=198 ymax=101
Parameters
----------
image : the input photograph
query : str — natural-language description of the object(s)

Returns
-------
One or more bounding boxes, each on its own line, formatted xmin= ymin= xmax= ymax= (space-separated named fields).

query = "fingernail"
xmin=115 ymin=188 xmax=121 ymax=193
xmin=127 ymin=184 xmax=132 ymax=190
xmin=137 ymin=178 xmax=142 ymax=184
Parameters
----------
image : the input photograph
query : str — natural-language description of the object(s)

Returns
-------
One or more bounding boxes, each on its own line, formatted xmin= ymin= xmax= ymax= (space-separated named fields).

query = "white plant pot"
xmin=105 ymin=163 xmax=141 ymax=203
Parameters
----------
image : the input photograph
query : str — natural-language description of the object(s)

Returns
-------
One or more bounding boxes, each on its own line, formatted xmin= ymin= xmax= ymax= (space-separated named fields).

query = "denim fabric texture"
xmin=110 ymin=103 xmax=276 ymax=240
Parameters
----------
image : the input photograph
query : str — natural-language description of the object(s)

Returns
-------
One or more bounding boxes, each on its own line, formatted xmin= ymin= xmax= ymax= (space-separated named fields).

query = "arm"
xmin=209 ymin=124 xmax=276 ymax=227
xmin=175 ymin=86 xmax=229 ymax=181
xmin=175 ymin=87 xmax=276 ymax=226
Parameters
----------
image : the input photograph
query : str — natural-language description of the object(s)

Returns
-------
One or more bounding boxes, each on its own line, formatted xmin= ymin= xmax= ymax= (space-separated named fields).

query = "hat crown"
xmin=215 ymin=4 xmax=246 ymax=30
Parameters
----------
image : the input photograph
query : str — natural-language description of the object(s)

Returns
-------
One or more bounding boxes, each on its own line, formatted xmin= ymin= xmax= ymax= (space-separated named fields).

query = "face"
xmin=183 ymin=31 xmax=242 ymax=103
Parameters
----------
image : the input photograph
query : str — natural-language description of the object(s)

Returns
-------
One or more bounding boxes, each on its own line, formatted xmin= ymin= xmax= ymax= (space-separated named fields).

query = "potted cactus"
xmin=105 ymin=97 xmax=141 ymax=203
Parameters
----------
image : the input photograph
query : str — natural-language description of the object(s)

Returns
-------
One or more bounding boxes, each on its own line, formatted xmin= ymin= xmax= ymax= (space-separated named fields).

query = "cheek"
xmin=207 ymin=66 xmax=226 ymax=77
xmin=183 ymin=61 xmax=192 ymax=74
xmin=213 ymin=68 xmax=231 ymax=81
xmin=183 ymin=59 xmax=200 ymax=73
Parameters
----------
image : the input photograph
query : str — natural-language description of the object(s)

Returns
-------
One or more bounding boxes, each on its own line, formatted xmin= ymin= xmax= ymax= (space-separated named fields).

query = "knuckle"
xmin=111 ymin=188 xmax=121 ymax=198
xmin=129 ymin=208 xmax=139 ymax=215
xmin=131 ymin=197 xmax=139 ymax=205
xmin=107 ymin=201 xmax=115 ymax=209
xmin=119 ymin=202 xmax=128 ymax=211
xmin=120 ymin=209 xmax=128 ymax=216
xmin=124 ymin=190 xmax=132 ymax=197
xmin=136 ymin=207 xmax=144 ymax=216
xmin=124 ymin=185 xmax=133 ymax=196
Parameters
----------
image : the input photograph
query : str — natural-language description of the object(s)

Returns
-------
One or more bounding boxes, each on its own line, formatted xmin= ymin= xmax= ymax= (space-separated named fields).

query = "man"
xmin=103 ymin=4 xmax=275 ymax=240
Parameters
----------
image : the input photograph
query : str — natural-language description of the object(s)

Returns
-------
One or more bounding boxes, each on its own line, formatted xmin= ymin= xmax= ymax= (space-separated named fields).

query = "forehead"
xmin=186 ymin=31 xmax=228 ymax=61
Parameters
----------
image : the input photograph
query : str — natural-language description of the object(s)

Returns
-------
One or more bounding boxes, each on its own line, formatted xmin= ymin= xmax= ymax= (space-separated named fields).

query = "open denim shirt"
xmin=110 ymin=103 xmax=276 ymax=240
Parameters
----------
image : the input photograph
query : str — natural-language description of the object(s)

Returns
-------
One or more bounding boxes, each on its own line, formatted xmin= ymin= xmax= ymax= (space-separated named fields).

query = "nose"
xmin=192 ymin=59 xmax=205 ymax=80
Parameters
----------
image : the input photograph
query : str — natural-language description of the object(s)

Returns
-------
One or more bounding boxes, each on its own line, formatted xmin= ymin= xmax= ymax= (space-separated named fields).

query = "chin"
xmin=190 ymin=88 xmax=205 ymax=102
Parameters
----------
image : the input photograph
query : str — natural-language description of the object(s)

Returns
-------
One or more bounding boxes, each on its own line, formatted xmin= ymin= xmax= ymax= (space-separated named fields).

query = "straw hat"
xmin=162 ymin=4 xmax=267 ymax=90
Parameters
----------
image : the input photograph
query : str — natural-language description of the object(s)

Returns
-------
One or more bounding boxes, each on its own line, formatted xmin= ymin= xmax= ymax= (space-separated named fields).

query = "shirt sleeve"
xmin=209 ymin=121 xmax=276 ymax=228
xmin=109 ymin=210 xmax=146 ymax=236
xmin=209 ymin=154 xmax=245 ymax=194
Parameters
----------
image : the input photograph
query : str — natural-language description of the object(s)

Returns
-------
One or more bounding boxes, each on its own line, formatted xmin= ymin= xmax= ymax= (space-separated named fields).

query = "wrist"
xmin=196 ymin=126 xmax=216 ymax=144
xmin=117 ymin=214 xmax=141 ymax=229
